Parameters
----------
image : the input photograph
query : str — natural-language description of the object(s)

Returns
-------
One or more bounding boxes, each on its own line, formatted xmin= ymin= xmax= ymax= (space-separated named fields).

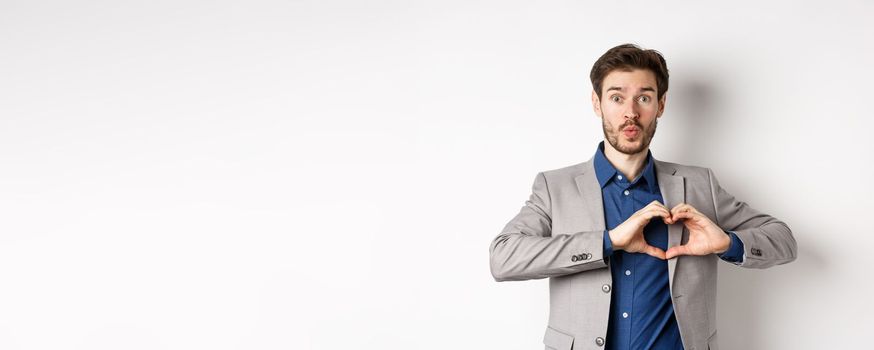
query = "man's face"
xmin=592 ymin=69 xmax=665 ymax=155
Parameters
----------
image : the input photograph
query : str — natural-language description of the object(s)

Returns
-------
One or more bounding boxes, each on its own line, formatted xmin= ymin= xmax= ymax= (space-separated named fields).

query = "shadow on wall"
xmin=669 ymin=78 xmax=825 ymax=350
xmin=667 ymin=79 xmax=721 ymax=164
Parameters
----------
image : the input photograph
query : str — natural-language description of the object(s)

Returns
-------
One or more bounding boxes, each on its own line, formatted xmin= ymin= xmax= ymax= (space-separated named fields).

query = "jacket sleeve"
xmin=708 ymin=168 xmax=797 ymax=268
xmin=489 ymin=172 xmax=608 ymax=282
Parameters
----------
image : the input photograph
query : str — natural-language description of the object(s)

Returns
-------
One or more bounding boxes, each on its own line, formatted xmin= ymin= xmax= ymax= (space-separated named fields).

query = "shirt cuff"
xmin=603 ymin=230 xmax=613 ymax=263
xmin=717 ymin=230 xmax=745 ymax=264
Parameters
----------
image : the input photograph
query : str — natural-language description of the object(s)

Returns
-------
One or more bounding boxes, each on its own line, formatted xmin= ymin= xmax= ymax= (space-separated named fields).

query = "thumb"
xmin=665 ymin=245 xmax=690 ymax=260
xmin=643 ymin=245 xmax=667 ymax=260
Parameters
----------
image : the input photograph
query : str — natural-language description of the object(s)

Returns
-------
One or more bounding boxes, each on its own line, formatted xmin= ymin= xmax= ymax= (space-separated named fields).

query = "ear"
xmin=657 ymin=93 xmax=667 ymax=118
xmin=591 ymin=90 xmax=603 ymax=118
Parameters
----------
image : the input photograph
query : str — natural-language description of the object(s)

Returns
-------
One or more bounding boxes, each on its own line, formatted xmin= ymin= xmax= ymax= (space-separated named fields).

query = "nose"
xmin=624 ymin=104 xmax=640 ymax=120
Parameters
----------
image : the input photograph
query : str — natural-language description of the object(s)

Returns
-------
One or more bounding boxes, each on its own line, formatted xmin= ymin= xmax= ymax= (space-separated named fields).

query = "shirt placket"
xmin=621 ymin=180 xmax=637 ymax=349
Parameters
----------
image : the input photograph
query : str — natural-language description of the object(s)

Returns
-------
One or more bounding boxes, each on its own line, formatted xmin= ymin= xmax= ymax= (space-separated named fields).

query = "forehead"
xmin=602 ymin=69 xmax=657 ymax=92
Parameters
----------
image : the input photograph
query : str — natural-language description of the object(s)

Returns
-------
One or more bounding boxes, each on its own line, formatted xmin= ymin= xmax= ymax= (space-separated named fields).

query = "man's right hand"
xmin=608 ymin=200 xmax=672 ymax=259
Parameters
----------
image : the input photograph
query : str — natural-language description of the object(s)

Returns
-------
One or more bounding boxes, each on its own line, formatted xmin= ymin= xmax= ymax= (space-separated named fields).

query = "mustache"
xmin=619 ymin=121 xmax=642 ymax=130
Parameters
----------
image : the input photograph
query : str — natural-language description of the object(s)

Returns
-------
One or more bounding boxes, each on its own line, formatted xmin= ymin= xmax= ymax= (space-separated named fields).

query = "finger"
xmin=671 ymin=210 xmax=696 ymax=222
xmin=672 ymin=212 xmax=704 ymax=228
xmin=671 ymin=203 xmax=698 ymax=216
xmin=648 ymin=201 xmax=673 ymax=221
xmin=639 ymin=208 xmax=674 ymax=225
xmin=643 ymin=244 xmax=666 ymax=260
xmin=661 ymin=209 xmax=677 ymax=224
xmin=662 ymin=209 xmax=677 ymax=224
xmin=677 ymin=210 xmax=710 ymax=227
xmin=642 ymin=208 xmax=672 ymax=222
xmin=646 ymin=200 xmax=670 ymax=211
xmin=644 ymin=201 xmax=673 ymax=223
xmin=665 ymin=244 xmax=691 ymax=259
xmin=670 ymin=203 xmax=688 ymax=216
xmin=670 ymin=207 xmax=689 ymax=222
xmin=646 ymin=206 xmax=671 ymax=217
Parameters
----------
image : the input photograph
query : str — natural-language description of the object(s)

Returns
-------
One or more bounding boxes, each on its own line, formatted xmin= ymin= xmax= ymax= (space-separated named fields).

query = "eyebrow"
xmin=606 ymin=86 xmax=656 ymax=93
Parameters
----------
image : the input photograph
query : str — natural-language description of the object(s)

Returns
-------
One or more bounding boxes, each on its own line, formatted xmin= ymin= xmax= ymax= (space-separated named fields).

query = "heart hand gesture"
xmin=609 ymin=201 xmax=730 ymax=260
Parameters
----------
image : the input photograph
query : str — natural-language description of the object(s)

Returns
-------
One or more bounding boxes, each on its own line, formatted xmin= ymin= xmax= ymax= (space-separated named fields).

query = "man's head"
xmin=590 ymin=44 xmax=669 ymax=155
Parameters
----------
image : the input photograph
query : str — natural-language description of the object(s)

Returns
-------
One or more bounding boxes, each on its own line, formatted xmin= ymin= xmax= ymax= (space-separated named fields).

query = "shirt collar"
xmin=593 ymin=141 xmax=658 ymax=192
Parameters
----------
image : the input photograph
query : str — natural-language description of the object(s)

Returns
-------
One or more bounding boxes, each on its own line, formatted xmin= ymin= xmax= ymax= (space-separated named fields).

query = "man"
xmin=488 ymin=44 xmax=797 ymax=350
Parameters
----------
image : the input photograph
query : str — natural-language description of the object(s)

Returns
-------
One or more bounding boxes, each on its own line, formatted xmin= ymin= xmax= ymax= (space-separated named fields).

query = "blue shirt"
xmin=593 ymin=142 xmax=744 ymax=350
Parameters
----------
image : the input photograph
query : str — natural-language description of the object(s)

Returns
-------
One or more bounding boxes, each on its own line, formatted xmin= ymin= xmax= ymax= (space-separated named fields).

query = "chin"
xmin=618 ymin=143 xmax=647 ymax=155
xmin=621 ymin=140 xmax=642 ymax=149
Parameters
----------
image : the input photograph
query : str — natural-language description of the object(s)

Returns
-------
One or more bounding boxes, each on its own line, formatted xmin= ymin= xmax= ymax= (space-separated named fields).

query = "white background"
xmin=1 ymin=1 xmax=872 ymax=349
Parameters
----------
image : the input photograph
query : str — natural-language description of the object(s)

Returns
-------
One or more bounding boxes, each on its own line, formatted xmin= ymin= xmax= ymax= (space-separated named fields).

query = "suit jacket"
xmin=489 ymin=157 xmax=797 ymax=350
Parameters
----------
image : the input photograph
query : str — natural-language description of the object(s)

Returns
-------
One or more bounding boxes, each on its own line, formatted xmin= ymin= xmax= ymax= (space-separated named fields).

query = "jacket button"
xmin=595 ymin=337 xmax=605 ymax=346
xmin=586 ymin=253 xmax=593 ymax=260
xmin=571 ymin=255 xmax=578 ymax=262
xmin=601 ymin=284 xmax=611 ymax=293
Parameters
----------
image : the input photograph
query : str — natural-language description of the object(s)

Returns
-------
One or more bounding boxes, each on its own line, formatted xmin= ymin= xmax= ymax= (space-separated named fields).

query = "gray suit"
xmin=489 ymin=157 xmax=797 ymax=350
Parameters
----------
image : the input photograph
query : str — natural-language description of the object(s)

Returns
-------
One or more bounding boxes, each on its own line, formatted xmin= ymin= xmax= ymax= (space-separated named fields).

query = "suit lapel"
xmin=654 ymin=159 xmax=685 ymax=291
xmin=574 ymin=159 xmax=607 ymax=232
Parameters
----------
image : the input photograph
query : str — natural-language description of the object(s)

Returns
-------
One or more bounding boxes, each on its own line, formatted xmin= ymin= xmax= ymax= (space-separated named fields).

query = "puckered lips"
xmin=622 ymin=125 xmax=640 ymax=139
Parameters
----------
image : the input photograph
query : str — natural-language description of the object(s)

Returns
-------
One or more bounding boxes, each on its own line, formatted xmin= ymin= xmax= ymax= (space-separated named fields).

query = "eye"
xmin=638 ymin=95 xmax=651 ymax=103
xmin=611 ymin=95 xmax=622 ymax=103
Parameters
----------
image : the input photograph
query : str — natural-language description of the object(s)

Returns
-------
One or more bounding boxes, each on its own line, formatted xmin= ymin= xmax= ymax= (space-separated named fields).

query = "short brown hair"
xmin=590 ymin=43 xmax=669 ymax=100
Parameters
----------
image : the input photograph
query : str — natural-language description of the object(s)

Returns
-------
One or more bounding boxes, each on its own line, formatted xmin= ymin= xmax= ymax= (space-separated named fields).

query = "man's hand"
xmin=608 ymin=200 xmax=670 ymax=259
xmin=664 ymin=203 xmax=731 ymax=259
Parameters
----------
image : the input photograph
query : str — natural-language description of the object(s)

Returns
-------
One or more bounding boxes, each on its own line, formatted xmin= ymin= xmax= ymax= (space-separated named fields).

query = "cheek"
xmin=641 ymin=103 xmax=660 ymax=115
xmin=601 ymin=104 xmax=622 ymax=118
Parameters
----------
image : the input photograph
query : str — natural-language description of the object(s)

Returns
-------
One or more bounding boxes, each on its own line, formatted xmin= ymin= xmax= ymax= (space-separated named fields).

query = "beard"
xmin=602 ymin=115 xmax=658 ymax=155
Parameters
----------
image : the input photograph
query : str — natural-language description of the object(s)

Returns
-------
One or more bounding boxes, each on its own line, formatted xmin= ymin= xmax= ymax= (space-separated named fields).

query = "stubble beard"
xmin=602 ymin=115 xmax=658 ymax=156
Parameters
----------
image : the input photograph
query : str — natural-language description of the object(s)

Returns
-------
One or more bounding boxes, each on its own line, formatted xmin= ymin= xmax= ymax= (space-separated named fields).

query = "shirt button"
xmin=622 ymin=312 xmax=629 ymax=318
xmin=623 ymin=190 xmax=630 ymax=196
xmin=617 ymin=175 xmax=623 ymax=180
xmin=625 ymin=270 xmax=631 ymax=276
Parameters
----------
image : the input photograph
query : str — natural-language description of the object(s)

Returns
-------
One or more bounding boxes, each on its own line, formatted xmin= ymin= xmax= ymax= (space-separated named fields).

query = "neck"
xmin=603 ymin=141 xmax=649 ymax=182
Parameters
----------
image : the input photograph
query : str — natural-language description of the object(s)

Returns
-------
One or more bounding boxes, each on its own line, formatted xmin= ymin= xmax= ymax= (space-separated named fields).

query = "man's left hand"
xmin=664 ymin=203 xmax=731 ymax=259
